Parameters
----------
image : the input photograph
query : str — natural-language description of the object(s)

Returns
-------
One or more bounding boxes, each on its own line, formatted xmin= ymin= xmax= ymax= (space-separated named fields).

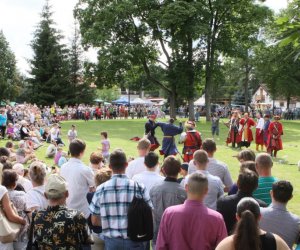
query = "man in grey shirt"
xmin=150 ymin=156 xmax=187 ymax=246
xmin=260 ymin=180 xmax=300 ymax=249
xmin=189 ymin=139 xmax=233 ymax=192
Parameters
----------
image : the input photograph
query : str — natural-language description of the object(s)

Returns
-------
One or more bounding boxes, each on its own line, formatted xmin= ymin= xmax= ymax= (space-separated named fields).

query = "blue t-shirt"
xmin=0 ymin=114 xmax=7 ymax=126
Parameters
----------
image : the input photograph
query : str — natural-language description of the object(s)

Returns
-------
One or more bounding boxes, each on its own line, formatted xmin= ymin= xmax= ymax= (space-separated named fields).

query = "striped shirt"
xmin=188 ymin=158 xmax=233 ymax=189
xmin=89 ymin=174 xmax=152 ymax=239
xmin=260 ymin=203 xmax=300 ymax=249
xmin=253 ymin=176 xmax=278 ymax=205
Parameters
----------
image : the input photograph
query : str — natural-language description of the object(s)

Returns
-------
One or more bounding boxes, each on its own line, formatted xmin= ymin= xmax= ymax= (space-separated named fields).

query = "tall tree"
xmin=202 ymin=0 xmax=270 ymax=119
xmin=75 ymin=0 xmax=205 ymax=119
xmin=69 ymin=20 xmax=95 ymax=104
xmin=29 ymin=1 xmax=71 ymax=106
xmin=0 ymin=31 xmax=21 ymax=103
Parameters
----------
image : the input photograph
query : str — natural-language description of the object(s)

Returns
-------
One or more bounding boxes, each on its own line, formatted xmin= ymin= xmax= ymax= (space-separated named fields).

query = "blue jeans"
xmin=103 ymin=237 xmax=148 ymax=250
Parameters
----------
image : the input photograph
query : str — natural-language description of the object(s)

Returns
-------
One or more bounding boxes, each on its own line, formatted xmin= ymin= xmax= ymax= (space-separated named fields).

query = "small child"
xmin=99 ymin=131 xmax=110 ymax=163
xmin=177 ymin=163 xmax=189 ymax=185
xmin=211 ymin=112 xmax=220 ymax=140
xmin=67 ymin=125 xmax=77 ymax=143
xmin=54 ymin=146 xmax=63 ymax=165
xmin=6 ymin=123 xmax=14 ymax=140
xmin=58 ymin=151 xmax=68 ymax=167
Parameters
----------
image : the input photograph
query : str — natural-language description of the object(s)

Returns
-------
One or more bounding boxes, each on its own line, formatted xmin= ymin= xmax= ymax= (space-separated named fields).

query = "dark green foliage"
xmin=0 ymin=31 xmax=21 ymax=103
xmin=28 ymin=1 xmax=72 ymax=106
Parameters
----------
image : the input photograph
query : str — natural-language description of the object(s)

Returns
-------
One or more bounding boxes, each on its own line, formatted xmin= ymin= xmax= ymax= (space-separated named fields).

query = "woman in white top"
xmin=25 ymin=161 xmax=48 ymax=211
xmin=0 ymin=184 xmax=26 ymax=250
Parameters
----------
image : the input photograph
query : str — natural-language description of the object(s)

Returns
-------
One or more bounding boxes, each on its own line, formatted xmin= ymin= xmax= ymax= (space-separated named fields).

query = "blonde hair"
xmin=94 ymin=168 xmax=112 ymax=187
xmin=137 ymin=138 xmax=151 ymax=150
xmin=29 ymin=161 xmax=46 ymax=185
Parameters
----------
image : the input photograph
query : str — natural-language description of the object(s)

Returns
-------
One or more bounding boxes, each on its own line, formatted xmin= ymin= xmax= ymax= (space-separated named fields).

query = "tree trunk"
xmin=287 ymin=95 xmax=290 ymax=110
xmin=169 ymin=91 xmax=177 ymax=119
xmin=244 ymin=64 xmax=250 ymax=113
xmin=187 ymin=34 xmax=195 ymax=121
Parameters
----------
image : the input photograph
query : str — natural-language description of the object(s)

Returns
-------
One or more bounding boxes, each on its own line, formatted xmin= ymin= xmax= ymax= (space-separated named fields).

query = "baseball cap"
xmin=45 ymin=174 xmax=67 ymax=199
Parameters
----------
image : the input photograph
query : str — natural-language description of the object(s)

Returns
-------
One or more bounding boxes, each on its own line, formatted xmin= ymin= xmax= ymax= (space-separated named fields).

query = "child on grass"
xmin=99 ymin=131 xmax=110 ymax=163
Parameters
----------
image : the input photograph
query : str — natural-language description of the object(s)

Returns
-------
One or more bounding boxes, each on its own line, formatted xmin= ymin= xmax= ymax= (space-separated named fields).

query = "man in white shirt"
xmin=61 ymin=139 xmax=94 ymax=218
xmin=255 ymin=112 xmax=265 ymax=151
xmin=126 ymin=138 xmax=159 ymax=178
xmin=184 ymin=150 xmax=224 ymax=210
xmin=132 ymin=152 xmax=164 ymax=195
xmin=188 ymin=139 xmax=233 ymax=192
xmin=13 ymin=163 xmax=33 ymax=192
xmin=50 ymin=123 xmax=64 ymax=145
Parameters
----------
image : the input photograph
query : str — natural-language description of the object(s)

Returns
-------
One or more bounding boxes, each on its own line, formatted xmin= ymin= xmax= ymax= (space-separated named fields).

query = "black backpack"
xmin=127 ymin=182 xmax=153 ymax=242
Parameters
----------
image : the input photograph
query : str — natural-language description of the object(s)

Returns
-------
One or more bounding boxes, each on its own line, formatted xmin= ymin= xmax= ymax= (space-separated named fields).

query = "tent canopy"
xmin=112 ymin=96 xmax=129 ymax=104
xmin=131 ymin=98 xmax=146 ymax=105
xmin=194 ymin=96 xmax=205 ymax=106
xmin=94 ymin=98 xmax=104 ymax=103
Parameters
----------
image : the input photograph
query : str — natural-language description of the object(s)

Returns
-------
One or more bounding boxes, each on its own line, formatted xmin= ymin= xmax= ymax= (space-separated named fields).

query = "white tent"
xmin=131 ymin=98 xmax=146 ymax=105
xmin=194 ymin=96 xmax=205 ymax=106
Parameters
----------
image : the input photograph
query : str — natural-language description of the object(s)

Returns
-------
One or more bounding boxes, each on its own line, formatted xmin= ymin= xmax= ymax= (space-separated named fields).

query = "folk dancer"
xmin=145 ymin=114 xmax=160 ymax=151
xmin=267 ymin=115 xmax=283 ymax=158
xmin=157 ymin=118 xmax=183 ymax=158
xmin=255 ymin=112 xmax=265 ymax=151
xmin=237 ymin=112 xmax=256 ymax=148
xmin=225 ymin=111 xmax=240 ymax=148
xmin=179 ymin=121 xmax=202 ymax=162
xmin=263 ymin=114 xmax=271 ymax=148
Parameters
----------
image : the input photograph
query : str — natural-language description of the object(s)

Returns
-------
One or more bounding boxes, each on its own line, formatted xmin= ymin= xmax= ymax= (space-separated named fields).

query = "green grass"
xmin=2 ymin=118 xmax=300 ymax=215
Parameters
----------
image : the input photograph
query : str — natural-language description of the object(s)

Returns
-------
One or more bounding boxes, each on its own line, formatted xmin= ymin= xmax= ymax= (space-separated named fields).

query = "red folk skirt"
xmin=255 ymin=128 xmax=264 ymax=145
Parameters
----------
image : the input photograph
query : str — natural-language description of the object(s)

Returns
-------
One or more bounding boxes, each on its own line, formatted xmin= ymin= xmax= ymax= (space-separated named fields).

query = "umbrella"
xmin=94 ymin=98 xmax=104 ymax=102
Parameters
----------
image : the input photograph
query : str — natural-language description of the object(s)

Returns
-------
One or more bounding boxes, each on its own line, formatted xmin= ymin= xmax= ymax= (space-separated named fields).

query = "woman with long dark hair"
xmin=216 ymin=197 xmax=289 ymax=250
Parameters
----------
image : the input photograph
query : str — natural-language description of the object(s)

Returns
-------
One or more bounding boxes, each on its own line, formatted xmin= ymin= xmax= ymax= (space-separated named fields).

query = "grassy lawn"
xmin=1 ymin=118 xmax=300 ymax=215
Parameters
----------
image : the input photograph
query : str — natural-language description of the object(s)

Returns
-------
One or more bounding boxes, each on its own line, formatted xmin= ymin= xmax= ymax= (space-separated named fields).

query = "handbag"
xmin=0 ymin=204 xmax=21 ymax=243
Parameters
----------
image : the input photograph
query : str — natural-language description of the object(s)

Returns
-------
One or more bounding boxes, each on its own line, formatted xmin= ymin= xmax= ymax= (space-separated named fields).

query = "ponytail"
xmin=234 ymin=210 xmax=261 ymax=250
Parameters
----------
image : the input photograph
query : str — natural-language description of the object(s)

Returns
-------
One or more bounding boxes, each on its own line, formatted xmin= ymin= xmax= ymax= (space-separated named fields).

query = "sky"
xmin=0 ymin=0 xmax=289 ymax=75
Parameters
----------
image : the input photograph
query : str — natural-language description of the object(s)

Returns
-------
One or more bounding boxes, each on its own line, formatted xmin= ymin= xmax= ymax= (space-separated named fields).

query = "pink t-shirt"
xmin=101 ymin=139 xmax=110 ymax=156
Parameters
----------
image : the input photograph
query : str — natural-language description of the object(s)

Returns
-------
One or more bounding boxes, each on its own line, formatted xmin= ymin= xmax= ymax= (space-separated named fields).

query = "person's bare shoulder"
xmin=274 ymin=234 xmax=289 ymax=250
xmin=215 ymin=235 xmax=234 ymax=250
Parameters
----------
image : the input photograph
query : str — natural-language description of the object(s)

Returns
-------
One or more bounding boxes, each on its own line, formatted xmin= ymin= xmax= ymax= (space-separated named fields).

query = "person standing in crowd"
xmin=33 ymin=174 xmax=92 ymax=249
xmin=253 ymin=153 xmax=278 ymax=205
xmin=25 ymin=161 xmax=48 ymax=211
xmin=150 ymin=156 xmax=187 ymax=248
xmin=186 ymin=150 xmax=224 ymax=210
xmin=0 ymin=183 xmax=26 ymax=250
xmin=100 ymin=131 xmax=110 ymax=163
xmin=0 ymin=109 xmax=7 ymax=139
xmin=255 ymin=112 xmax=265 ymax=151
xmin=217 ymin=169 xmax=267 ymax=234
xmin=145 ymin=114 xmax=160 ymax=151
xmin=263 ymin=114 xmax=271 ymax=148
xmin=156 ymin=172 xmax=227 ymax=250
xmin=132 ymin=152 xmax=164 ymax=195
xmin=267 ymin=115 xmax=283 ymax=158
xmin=89 ymin=149 xmax=152 ymax=249
xmin=67 ymin=124 xmax=77 ymax=143
xmin=225 ymin=111 xmax=240 ymax=148
xmin=157 ymin=118 xmax=183 ymax=158
xmin=211 ymin=112 xmax=220 ymax=140
xmin=216 ymin=197 xmax=289 ymax=250
xmin=61 ymin=139 xmax=94 ymax=219
xmin=188 ymin=139 xmax=233 ymax=193
xmin=126 ymin=138 xmax=153 ymax=179
xmin=237 ymin=112 xmax=256 ymax=148
xmin=260 ymin=181 xmax=300 ymax=249
xmin=179 ymin=121 xmax=202 ymax=163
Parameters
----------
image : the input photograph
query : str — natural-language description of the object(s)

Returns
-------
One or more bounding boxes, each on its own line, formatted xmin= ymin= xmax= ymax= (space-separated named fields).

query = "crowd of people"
xmin=0 ymin=103 xmax=298 ymax=250
xmin=0 ymin=133 xmax=299 ymax=249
